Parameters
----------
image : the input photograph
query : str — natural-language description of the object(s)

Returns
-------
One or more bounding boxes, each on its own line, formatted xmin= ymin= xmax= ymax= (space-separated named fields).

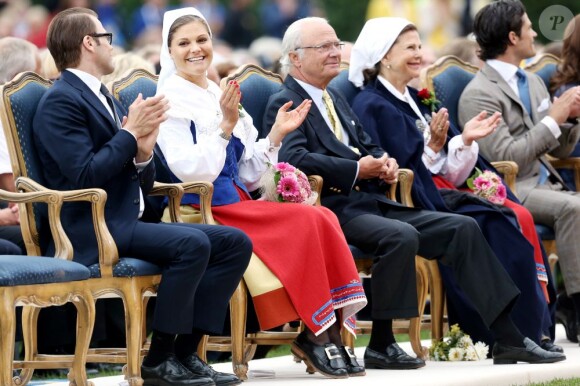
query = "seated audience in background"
xmin=551 ymin=14 xmax=580 ymax=98
xmin=33 ymin=7 xmax=252 ymax=385
xmin=349 ymin=17 xmax=559 ymax=351
xmin=39 ymin=48 xmax=60 ymax=80
xmin=458 ymin=0 xmax=580 ymax=346
xmin=101 ymin=52 xmax=156 ymax=86
xmin=265 ymin=16 xmax=565 ymax=367
xmin=438 ymin=36 xmax=483 ymax=68
xmin=156 ymin=8 xmax=368 ymax=379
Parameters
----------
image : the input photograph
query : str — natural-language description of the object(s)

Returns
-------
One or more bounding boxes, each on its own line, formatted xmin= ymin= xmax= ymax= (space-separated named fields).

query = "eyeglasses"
xmin=295 ymin=41 xmax=345 ymax=54
xmin=88 ymin=32 xmax=113 ymax=45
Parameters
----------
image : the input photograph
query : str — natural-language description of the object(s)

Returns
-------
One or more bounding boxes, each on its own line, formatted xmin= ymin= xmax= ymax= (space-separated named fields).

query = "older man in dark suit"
xmin=33 ymin=7 xmax=251 ymax=386
xmin=458 ymin=0 xmax=580 ymax=346
xmin=264 ymin=16 xmax=565 ymax=368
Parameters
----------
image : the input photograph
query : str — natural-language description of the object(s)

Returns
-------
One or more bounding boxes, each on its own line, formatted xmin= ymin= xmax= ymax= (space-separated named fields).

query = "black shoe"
xmin=540 ymin=340 xmax=564 ymax=353
xmin=339 ymin=346 xmax=366 ymax=376
xmin=555 ymin=295 xmax=578 ymax=343
xmin=180 ymin=353 xmax=241 ymax=386
xmin=363 ymin=344 xmax=426 ymax=370
xmin=141 ymin=355 xmax=215 ymax=386
xmin=492 ymin=337 xmax=566 ymax=364
xmin=290 ymin=332 xmax=348 ymax=379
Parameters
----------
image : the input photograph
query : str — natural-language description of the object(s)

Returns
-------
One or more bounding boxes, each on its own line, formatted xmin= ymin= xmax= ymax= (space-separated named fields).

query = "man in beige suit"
xmin=459 ymin=0 xmax=580 ymax=345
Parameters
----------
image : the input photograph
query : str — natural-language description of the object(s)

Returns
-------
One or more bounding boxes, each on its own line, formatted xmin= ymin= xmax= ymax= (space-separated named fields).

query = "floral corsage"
xmin=417 ymin=88 xmax=440 ymax=112
xmin=466 ymin=168 xmax=507 ymax=205
xmin=259 ymin=162 xmax=317 ymax=205
xmin=238 ymin=103 xmax=246 ymax=118
xmin=429 ymin=324 xmax=489 ymax=361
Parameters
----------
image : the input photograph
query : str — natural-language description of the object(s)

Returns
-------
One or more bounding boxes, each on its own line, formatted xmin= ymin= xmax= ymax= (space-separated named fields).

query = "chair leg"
xmin=18 ymin=305 xmax=41 ymax=385
xmin=0 ymin=292 xmax=16 ymax=386
xmin=341 ymin=327 xmax=355 ymax=349
xmin=427 ymin=260 xmax=445 ymax=341
xmin=122 ymin=285 xmax=144 ymax=386
xmin=230 ymin=281 xmax=249 ymax=380
xmin=69 ymin=290 xmax=95 ymax=386
xmin=410 ymin=257 xmax=429 ymax=359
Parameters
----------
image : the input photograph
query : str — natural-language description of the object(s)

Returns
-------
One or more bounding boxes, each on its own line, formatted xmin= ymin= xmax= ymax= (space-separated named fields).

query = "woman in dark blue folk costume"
xmin=348 ymin=17 xmax=559 ymax=351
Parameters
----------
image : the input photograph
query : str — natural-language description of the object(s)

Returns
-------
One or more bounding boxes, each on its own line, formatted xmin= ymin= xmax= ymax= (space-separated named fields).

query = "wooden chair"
xmin=0 ymin=189 xmax=95 ymax=386
xmin=1 ymin=71 xmax=212 ymax=386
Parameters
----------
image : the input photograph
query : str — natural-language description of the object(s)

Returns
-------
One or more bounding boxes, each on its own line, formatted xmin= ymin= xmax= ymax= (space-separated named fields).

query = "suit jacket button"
xmin=354 ymin=186 xmax=360 ymax=191
xmin=133 ymin=198 xmax=140 ymax=205
xmin=337 ymin=189 xmax=341 ymax=193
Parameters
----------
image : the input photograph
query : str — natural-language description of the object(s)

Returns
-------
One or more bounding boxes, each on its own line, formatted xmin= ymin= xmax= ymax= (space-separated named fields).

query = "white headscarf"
xmin=348 ymin=17 xmax=413 ymax=88
xmin=158 ymin=7 xmax=212 ymax=92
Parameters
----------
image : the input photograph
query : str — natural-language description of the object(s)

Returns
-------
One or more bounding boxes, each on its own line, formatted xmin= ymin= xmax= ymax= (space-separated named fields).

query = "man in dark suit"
xmin=458 ymin=0 xmax=580 ymax=346
xmin=33 ymin=8 xmax=252 ymax=386
xmin=265 ymin=16 xmax=565 ymax=368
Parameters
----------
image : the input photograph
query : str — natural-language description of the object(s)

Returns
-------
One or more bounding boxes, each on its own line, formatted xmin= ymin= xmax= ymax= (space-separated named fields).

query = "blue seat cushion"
xmin=535 ymin=224 xmax=555 ymax=240
xmin=88 ymin=257 xmax=162 ymax=278
xmin=0 ymin=255 xmax=90 ymax=286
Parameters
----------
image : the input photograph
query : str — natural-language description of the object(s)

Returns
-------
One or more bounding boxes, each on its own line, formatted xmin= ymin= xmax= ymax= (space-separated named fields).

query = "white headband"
xmin=348 ymin=17 xmax=413 ymax=88
xmin=158 ymin=7 xmax=212 ymax=91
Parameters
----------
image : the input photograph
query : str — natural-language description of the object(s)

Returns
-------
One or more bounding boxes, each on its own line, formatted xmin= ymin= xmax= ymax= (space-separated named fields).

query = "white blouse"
xmin=378 ymin=76 xmax=479 ymax=186
xmin=157 ymin=74 xmax=279 ymax=192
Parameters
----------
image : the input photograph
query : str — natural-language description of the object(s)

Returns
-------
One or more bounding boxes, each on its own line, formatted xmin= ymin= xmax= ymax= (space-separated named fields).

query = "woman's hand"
xmin=267 ymin=99 xmax=312 ymax=146
xmin=427 ymin=108 xmax=450 ymax=153
xmin=219 ymin=80 xmax=241 ymax=135
xmin=462 ymin=111 xmax=502 ymax=146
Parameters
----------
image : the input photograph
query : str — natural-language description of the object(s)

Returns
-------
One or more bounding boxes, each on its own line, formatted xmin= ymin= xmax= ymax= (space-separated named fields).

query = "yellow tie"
xmin=322 ymin=89 xmax=342 ymax=141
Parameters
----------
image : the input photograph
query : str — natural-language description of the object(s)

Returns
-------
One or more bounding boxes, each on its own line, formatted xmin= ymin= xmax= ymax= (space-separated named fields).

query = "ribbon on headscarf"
xmin=158 ymin=7 xmax=212 ymax=92
xmin=348 ymin=17 xmax=413 ymax=88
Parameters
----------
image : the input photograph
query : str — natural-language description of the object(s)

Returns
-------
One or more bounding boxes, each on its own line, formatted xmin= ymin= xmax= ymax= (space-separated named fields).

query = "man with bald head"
xmin=264 ymin=16 xmax=564 ymax=371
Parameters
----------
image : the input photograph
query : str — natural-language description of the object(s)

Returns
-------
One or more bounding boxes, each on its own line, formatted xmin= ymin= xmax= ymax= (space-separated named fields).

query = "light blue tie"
xmin=516 ymin=70 xmax=549 ymax=184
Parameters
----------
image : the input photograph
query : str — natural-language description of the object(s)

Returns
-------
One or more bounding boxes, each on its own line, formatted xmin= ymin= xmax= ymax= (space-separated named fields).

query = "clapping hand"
xmin=267 ymin=99 xmax=312 ymax=146
xmin=427 ymin=108 xmax=450 ymax=153
xmin=462 ymin=111 xmax=502 ymax=146
xmin=219 ymin=80 xmax=241 ymax=136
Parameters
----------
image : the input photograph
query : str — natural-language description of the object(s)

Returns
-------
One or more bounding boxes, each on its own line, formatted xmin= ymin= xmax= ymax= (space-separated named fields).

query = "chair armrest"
xmin=387 ymin=168 xmax=415 ymax=207
xmin=16 ymin=176 xmax=118 ymax=278
xmin=308 ymin=175 xmax=323 ymax=206
xmin=150 ymin=181 xmax=216 ymax=225
xmin=549 ymin=157 xmax=580 ymax=190
xmin=491 ymin=161 xmax=518 ymax=194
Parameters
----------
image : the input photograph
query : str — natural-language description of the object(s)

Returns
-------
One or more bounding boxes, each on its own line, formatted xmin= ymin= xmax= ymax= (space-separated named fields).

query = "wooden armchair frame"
xmin=1 ymin=71 xmax=214 ymax=386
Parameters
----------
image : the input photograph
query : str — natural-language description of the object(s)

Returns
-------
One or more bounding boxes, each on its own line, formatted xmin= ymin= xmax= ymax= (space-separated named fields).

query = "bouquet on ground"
xmin=466 ymin=168 xmax=507 ymax=205
xmin=429 ymin=324 xmax=489 ymax=361
xmin=259 ymin=162 xmax=318 ymax=205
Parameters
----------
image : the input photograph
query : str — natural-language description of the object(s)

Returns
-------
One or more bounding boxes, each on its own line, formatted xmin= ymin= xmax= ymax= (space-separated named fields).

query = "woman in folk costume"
xmin=348 ymin=17 xmax=559 ymax=352
xmin=156 ymin=8 xmax=367 ymax=379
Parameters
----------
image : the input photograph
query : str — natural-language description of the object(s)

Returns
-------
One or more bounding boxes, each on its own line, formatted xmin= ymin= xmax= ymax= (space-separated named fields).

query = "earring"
xmin=386 ymin=64 xmax=391 ymax=69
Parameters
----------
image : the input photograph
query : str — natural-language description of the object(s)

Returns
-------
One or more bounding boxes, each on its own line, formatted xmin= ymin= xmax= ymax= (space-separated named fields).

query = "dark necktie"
xmin=100 ymin=84 xmax=121 ymax=130
xmin=516 ymin=69 xmax=532 ymax=116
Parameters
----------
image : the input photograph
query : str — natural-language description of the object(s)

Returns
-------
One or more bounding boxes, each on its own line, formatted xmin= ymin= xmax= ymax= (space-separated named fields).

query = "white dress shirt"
xmin=378 ymin=76 xmax=479 ymax=186
xmin=67 ymin=68 xmax=149 ymax=217
xmin=157 ymin=74 xmax=279 ymax=192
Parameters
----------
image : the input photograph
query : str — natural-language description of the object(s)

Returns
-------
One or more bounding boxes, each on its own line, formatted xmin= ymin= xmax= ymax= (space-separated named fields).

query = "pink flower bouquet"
xmin=259 ymin=162 xmax=317 ymax=205
xmin=466 ymin=168 xmax=507 ymax=205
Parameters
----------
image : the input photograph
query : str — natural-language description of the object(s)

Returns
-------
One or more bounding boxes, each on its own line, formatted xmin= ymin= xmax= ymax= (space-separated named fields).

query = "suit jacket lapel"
xmin=61 ymin=71 xmax=118 ymax=135
xmin=285 ymin=77 xmax=359 ymax=160
xmin=481 ymin=64 xmax=535 ymax=130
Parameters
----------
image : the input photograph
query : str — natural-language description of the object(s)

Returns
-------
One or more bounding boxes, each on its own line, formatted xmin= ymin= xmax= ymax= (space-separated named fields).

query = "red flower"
xmin=417 ymin=88 xmax=440 ymax=112
xmin=417 ymin=88 xmax=431 ymax=99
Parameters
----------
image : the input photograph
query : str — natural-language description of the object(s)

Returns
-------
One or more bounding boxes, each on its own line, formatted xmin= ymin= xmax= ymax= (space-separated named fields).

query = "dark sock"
xmin=490 ymin=310 xmax=525 ymax=347
xmin=174 ymin=328 xmax=206 ymax=359
xmin=142 ymin=330 xmax=175 ymax=367
xmin=368 ymin=319 xmax=395 ymax=352
xmin=570 ymin=293 xmax=580 ymax=323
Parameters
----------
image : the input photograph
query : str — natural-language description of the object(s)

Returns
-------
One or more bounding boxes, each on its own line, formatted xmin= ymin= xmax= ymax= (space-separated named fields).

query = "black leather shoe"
xmin=290 ymin=332 xmax=348 ymax=378
xmin=540 ymin=340 xmax=564 ymax=353
xmin=180 ymin=353 xmax=241 ymax=386
xmin=492 ymin=337 xmax=566 ymax=364
xmin=363 ymin=344 xmax=426 ymax=370
xmin=141 ymin=355 xmax=215 ymax=386
xmin=555 ymin=295 xmax=578 ymax=343
xmin=339 ymin=346 xmax=366 ymax=376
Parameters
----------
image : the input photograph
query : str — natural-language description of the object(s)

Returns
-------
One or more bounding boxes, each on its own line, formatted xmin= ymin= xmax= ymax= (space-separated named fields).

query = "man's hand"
xmin=358 ymin=153 xmax=389 ymax=180
xmin=380 ymin=157 xmax=399 ymax=184
xmin=462 ymin=111 xmax=501 ymax=145
xmin=0 ymin=205 xmax=19 ymax=225
xmin=267 ymin=99 xmax=312 ymax=146
xmin=123 ymin=93 xmax=169 ymax=139
xmin=136 ymin=128 xmax=159 ymax=163
xmin=549 ymin=86 xmax=580 ymax=124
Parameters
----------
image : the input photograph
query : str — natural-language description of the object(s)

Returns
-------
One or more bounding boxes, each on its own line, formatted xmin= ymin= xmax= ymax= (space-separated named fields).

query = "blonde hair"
xmin=101 ymin=52 xmax=156 ymax=86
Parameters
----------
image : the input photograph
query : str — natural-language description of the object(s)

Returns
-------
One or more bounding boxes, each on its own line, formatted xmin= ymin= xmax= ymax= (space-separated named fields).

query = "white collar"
xmin=294 ymin=78 xmax=323 ymax=104
xmin=486 ymin=59 xmax=520 ymax=84
xmin=66 ymin=68 xmax=103 ymax=97
xmin=377 ymin=75 xmax=411 ymax=103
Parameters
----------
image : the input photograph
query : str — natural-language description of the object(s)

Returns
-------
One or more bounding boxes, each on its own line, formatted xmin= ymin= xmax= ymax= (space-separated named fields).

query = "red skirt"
xmin=209 ymin=198 xmax=367 ymax=335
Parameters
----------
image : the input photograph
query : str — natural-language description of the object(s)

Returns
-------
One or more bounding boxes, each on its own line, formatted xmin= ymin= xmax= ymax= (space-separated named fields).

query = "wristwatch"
xmin=219 ymin=130 xmax=232 ymax=141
